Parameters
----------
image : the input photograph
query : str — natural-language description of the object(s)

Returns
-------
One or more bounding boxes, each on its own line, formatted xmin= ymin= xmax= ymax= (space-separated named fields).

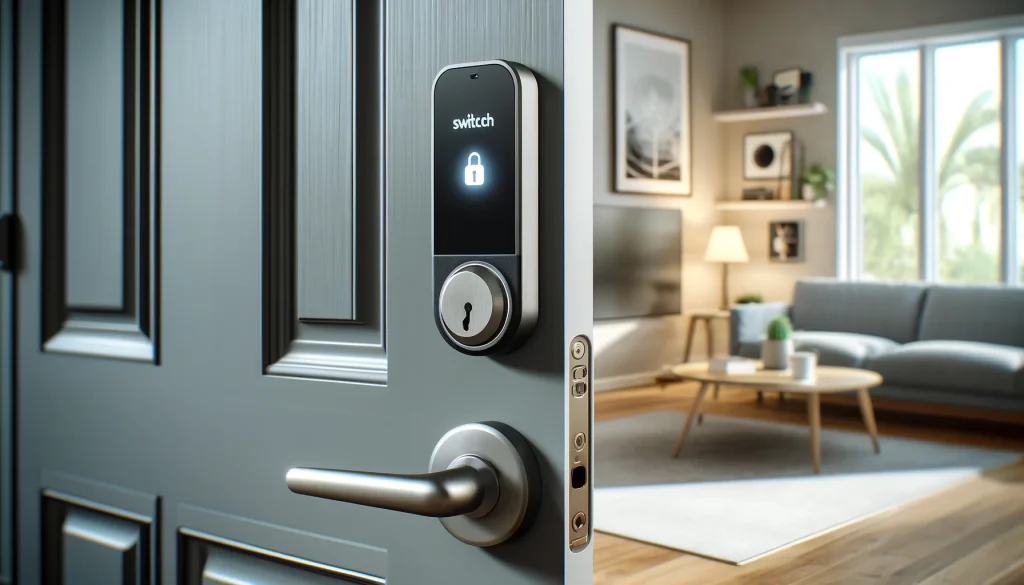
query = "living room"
xmin=590 ymin=1 xmax=1024 ymax=583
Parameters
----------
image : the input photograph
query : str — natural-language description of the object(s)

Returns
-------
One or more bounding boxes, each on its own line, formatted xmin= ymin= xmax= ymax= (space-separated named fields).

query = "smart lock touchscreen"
xmin=434 ymin=64 xmax=518 ymax=256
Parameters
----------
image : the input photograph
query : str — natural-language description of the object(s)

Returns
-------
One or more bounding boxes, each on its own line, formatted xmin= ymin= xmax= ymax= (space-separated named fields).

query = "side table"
xmin=683 ymin=309 xmax=730 ymax=362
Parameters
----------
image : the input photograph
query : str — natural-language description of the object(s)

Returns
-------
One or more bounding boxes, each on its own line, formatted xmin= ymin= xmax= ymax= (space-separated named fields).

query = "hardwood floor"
xmin=593 ymin=382 xmax=1024 ymax=585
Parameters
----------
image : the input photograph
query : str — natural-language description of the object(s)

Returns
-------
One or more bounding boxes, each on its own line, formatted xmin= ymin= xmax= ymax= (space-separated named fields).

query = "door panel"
xmin=64 ymin=0 xmax=127 ymax=311
xmin=262 ymin=0 xmax=386 ymax=384
xmin=15 ymin=1 xmax=594 ymax=584
xmin=40 ymin=472 xmax=158 ymax=585
xmin=39 ymin=0 xmax=157 ymax=362
xmin=44 ymin=500 xmax=149 ymax=585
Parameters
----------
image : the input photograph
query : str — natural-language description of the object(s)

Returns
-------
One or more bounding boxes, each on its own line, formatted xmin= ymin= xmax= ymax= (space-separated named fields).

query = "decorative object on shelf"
xmin=761 ymin=84 xmax=778 ymax=107
xmin=799 ymin=71 xmax=813 ymax=103
xmin=769 ymin=220 xmax=804 ymax=263
xmin=762 ymin=316 xmax=793 ymax=370
xmin=743 ymin=131 xmax=793 ymax=180
xmin=736 ymin=293 xmax=763 ymax=304
xmin=741 ymin=187 xmax=774 ymax=200
xmin=740 ymin=65 xmax=759 ymax=108
xmin=773 ymin=68 xmax=803 ymax=105
xmin=800 ymin=163 xmax=835 ymax=201
xmin=704 ymin=226 xmax=749 ymax=311
xmin=614 ymin=26 xmax=691 ymax=196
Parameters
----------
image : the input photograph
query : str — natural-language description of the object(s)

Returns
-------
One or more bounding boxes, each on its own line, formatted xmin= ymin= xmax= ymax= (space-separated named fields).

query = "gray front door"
xmin=10 ymin=0 xmax=594 ymax=583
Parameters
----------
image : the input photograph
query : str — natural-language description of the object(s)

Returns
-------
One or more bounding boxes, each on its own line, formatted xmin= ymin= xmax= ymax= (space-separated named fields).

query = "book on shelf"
xmin=708 ymin=357 xmax=758 ymax=375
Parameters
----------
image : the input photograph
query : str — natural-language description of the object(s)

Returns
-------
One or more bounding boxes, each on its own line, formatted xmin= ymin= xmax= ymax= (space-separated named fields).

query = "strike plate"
xmin=568 ymin=335 xmax=592 ymax=552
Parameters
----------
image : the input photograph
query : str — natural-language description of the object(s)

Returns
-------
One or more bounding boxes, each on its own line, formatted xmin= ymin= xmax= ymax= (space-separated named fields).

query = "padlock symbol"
xmin=464 ymin=152 xmax=485 ymax=186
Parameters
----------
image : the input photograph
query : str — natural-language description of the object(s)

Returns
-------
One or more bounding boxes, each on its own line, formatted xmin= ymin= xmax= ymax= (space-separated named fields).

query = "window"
xmin=840 ymin=18 xmax=1024 ymax=286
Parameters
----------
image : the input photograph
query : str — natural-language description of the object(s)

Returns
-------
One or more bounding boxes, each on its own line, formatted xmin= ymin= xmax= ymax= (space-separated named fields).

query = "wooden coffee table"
xmin=669 ymin=361 xmax=884 ymax=473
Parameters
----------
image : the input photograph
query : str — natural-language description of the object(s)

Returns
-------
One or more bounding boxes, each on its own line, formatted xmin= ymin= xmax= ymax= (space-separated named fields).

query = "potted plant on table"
xmin=762 ymin=316 xmax=794 ymax=370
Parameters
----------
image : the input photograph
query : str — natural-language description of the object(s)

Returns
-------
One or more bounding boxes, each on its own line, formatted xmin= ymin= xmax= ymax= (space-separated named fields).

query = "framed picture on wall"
xmin=614 ymin=26 xmax=692 ymax=196
xmin=769 ymin=221 xmax=804 ymax=263
xmin=743 ymin=131 xmax=793 ymax=180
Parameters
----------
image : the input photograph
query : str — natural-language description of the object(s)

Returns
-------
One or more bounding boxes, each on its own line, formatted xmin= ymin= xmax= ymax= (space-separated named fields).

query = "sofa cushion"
xmin=918 ymin=286 xmax=1024 ymax=348
xmin=866 ymin=340 xmax=1024 ymax=395
xmin=793 ymin=331 xmax=899 ymax=368
xmin=791 ymin=278 xmax=928 ymax=344
xmin=734 ymin=331 xmax=898 ymax=368
xmin=736 ymin=341 xmax=761 ymax=360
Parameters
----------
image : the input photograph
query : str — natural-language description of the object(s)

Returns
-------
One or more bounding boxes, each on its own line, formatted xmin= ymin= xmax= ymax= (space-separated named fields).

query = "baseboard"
xmin=594 ymin=371 xmax=660 ymax=392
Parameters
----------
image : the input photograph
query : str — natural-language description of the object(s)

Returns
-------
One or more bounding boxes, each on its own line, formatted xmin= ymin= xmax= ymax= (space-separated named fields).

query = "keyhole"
xmin=472 ymin=170 xmax=477 ymax=182
xmin=462 ymin=302 xmax=473 ymax=331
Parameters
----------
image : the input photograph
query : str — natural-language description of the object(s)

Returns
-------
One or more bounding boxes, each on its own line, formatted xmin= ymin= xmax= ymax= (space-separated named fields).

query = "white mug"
xmin=791 ymin=351 xmax=817 ymax=380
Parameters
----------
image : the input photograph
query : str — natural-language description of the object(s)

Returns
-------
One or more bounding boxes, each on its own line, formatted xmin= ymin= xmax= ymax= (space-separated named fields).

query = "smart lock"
xmin=432 ymin=60 xmax=538 ymax=355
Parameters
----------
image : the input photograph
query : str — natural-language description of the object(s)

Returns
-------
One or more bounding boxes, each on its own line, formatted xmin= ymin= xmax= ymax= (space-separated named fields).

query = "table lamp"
xmin=704 ymin=225 xmax=749 ymax=310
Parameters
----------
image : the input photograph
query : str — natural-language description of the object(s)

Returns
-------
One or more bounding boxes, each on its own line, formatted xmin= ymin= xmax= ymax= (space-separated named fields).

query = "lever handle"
xmin=286 ymin=455 xmax=499 ymax=518
xmin=285 ymin=422 xmax=540 ymax=547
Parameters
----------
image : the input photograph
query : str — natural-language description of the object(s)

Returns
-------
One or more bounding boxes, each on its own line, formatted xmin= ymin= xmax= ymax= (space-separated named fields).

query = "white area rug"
xmin=594 ymin=411 xmax=1020 ymax=564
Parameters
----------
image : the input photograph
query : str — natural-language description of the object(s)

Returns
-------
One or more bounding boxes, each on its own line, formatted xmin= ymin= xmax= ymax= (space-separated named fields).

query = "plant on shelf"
xmin=800 ymin=164 xmax=835 ymax=201
xmin=740 ymin=66 xmax=759 ymax=108
xmin=736 ymin=293 xmax=763 ymax=304
xmin=762 ymin=316 xmax=794 ymax=370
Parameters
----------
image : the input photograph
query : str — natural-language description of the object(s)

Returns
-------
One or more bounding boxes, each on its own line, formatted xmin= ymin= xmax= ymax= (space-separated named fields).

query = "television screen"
xmin=593 ymin=206 xmax=682 ymax=320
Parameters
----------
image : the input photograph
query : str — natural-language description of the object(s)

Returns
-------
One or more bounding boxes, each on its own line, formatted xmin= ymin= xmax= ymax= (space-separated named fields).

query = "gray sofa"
xmin=729 ymin=278 xmax=1024 ymax=412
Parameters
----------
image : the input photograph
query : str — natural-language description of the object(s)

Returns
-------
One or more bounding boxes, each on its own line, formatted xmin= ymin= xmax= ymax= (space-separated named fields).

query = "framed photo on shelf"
xmin=743 ymin=131 xmax=793 ymax=180
xmin=614 ymin=26 xmax=691 ymax=196
xmin=772 ymin=67 xmax=803 ymax=104
xmin=769 ymin=220 xmax=804 ymax=263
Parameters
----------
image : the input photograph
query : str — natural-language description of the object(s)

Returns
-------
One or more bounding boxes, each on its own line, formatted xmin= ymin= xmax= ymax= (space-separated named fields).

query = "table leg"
xmin=807 ymin=392 xmax=821 ymax=474
xmin=673 ymin=382 xmax=710 ymax=458
xmin=683 ymin=316 xmax=698 ymax=363
xmin=699 ymin=383 xmax=720 ymax=426
xmin=705 ymin=317 xmax=714 ymax=360
xmin=756 ymin=390 xmax=764 ymax=404
xmin=857 ymin=388 xmax=881 ymax=454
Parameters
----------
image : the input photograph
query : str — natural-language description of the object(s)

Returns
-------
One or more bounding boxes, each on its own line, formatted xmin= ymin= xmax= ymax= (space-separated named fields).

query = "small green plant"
xmin=766 ymin=316 xmax=793 ymax=340
xmin=801 ymin=164 xmax=836 ymax=200
xmin=740 ymin=66 xmax=759 ymax=89
xmin=736 ymin=293 xmax=764 ymax=304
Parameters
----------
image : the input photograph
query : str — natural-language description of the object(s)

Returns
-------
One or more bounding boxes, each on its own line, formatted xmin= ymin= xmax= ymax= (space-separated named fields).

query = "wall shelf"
xmin=716 ymin=199 xmax=827 ymax=211
xmin=713 ymin=102 xmax=828 ymax=123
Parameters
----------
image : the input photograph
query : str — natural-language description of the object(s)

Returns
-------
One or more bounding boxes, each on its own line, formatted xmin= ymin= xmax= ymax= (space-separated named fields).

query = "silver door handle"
xmin=285 ymin=422 xmax=540 ymax=547
xmin=286 ymin=455 xmax=499 ymax=518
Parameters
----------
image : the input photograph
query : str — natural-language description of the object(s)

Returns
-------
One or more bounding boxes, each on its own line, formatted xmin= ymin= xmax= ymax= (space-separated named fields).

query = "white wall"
xmin=593 ymin=0 xmax=728 ymax=390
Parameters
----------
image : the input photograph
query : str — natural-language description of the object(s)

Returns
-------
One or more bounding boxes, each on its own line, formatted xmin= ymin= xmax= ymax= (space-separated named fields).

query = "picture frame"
xmin=768 ymin=221 xmax=804 ymax=263
xmin=772 ymin=67 xmax=803 ymax=105
xmin=614 ymin=26 xmax=692 ymax=196
xmin=743 ymin=131 xmax=793 ymax=180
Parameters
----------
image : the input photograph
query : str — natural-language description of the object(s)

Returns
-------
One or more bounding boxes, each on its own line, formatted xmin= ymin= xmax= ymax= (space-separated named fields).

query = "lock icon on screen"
xmin=464 ymin=152 xmax=485 ymax=186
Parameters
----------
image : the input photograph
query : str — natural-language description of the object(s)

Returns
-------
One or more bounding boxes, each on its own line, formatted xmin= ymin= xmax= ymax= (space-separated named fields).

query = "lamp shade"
xmin=704 ymin=225 xmax=749 ymax=263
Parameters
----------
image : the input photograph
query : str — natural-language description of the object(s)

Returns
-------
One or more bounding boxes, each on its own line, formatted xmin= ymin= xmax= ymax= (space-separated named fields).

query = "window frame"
xmin=838 ymin=15 xmax=1024 ymax=285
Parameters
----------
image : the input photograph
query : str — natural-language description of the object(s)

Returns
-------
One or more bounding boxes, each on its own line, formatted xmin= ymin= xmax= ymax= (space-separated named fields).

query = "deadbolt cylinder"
xmin=438 ymin=262 xmax=511 ymax=350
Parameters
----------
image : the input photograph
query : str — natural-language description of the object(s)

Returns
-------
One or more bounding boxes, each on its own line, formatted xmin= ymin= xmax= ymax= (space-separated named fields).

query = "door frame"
xmin=563 ymin=0 xmax=594 ymax=578
xmin=0 ymin=0 xmax=16 ymax=581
